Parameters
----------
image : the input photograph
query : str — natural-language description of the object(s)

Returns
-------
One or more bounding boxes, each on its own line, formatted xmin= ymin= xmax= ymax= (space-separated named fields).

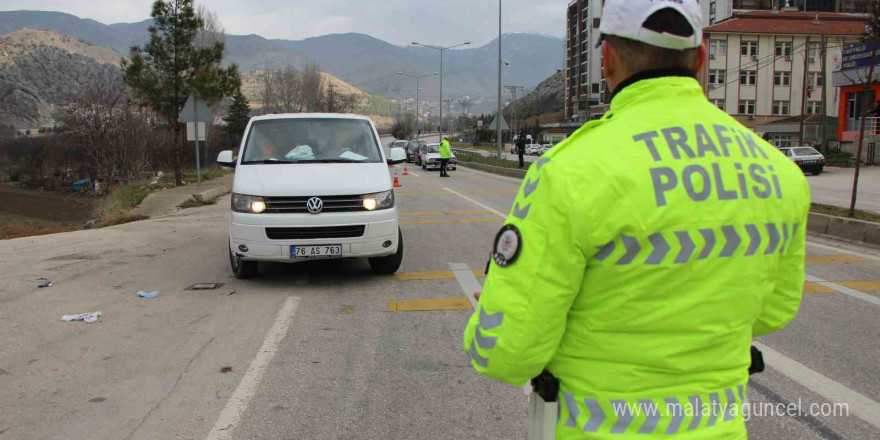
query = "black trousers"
xmin=440 ymin=159 xmax=450 ymax=174
xmin=518 ymin=153 xmax=524 ymax=168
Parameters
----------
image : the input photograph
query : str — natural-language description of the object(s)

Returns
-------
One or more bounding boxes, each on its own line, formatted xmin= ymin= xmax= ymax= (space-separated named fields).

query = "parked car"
xmin=540 ymin=144 xmax=553 ymax=155
xmin=526 ymin=144 xmax=542 ymax=155
xmin=390 ymin=140 xmax=409 ymax=150
xmin=421 ymin=143 xmax=457 ymax=171
xmin=216 ymin=113 xmax=408 ymax=279
xmin=406 ymin=141 xmax=425 ymax=163
xmin=779 ymin=146 xmax=825 ymax=175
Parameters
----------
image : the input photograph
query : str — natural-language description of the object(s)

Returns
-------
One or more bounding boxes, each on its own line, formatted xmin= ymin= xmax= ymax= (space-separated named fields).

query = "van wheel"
xmin=369 ymin=229 xmax=403 ymax=275
xmin=230 ymin=244 xmax=258 ymax=279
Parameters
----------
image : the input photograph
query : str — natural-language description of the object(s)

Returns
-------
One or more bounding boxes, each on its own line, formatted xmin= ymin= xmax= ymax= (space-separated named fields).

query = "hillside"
xmin=0 ymin=29 xmax=121 ymax=128
xmin=504 ymin=70 xmax=566 ymax=122
xmin=0 ymin=11 xmax=564 ymax=111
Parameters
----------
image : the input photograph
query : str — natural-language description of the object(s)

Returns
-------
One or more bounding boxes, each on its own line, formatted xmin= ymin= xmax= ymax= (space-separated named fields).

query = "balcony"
xmin=842 ymin=117 xmax=880 ymax=142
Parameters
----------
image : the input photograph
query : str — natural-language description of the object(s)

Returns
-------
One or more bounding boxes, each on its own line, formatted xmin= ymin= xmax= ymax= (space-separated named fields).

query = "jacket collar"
xmin=606 ymin=69 xmax=702 ymax=116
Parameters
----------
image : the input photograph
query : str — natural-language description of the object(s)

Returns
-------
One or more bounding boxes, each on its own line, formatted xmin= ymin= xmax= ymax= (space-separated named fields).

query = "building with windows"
xmin=703 ymin=10 xmax=865 ymax=148
xmin=707 ymin=1 xmax=870 ymax=25
xmin=832 ymin=41 xmax=880 ymax=163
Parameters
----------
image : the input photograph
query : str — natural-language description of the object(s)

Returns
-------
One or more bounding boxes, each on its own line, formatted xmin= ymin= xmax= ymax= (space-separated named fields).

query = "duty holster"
xmin=749 ymin=345 xmax=765 ymax=375
xmin=528 ymin=370 xmax=559 ymax=440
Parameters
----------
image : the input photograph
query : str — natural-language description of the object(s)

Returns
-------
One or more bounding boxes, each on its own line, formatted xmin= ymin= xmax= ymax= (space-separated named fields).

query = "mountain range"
xmin=0 ymin=10 xmax=564 ymax=112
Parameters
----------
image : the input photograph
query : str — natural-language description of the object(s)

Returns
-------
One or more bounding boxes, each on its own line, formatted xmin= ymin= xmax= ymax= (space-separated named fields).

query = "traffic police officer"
xmin=439 ymin=136 xmax=452 ymax=177
xmin=463 ymin=0 xmax=810 ymax=438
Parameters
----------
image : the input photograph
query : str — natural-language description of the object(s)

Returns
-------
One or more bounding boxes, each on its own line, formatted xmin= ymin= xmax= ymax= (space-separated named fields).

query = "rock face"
xmin=0 ymin=29 xmax=122 ymax=129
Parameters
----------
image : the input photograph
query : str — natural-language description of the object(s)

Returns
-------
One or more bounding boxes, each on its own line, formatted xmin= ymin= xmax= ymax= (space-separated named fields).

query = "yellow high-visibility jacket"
xmin=463 ymin=75 xmax=810 ymax=439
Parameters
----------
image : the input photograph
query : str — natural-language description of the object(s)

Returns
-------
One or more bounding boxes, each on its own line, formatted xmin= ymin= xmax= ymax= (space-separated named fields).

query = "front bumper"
xmin=425 ymin=161 xmax=457 ymax=170
xmin=229 ymin=208 xmax=399 ymax=262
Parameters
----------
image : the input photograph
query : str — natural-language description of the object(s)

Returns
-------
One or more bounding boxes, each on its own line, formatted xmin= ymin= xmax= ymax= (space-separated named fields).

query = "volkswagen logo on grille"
xmin=306 ymin=197 xmax=324 ymax=214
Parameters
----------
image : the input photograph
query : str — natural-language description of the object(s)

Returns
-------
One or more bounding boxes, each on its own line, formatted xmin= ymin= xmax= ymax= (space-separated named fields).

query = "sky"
xmin=0 ymin=0 xmax=569 ymax=46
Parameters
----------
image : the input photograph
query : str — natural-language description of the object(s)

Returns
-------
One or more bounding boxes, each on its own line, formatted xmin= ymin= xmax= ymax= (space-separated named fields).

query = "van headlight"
xmin=232 ymin=193 xmax=266 ymax=214
xmin=362 ymin=190 xmax=394 ymax=211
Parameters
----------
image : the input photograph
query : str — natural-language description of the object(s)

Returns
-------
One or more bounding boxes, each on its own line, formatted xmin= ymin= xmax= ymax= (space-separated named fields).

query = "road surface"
xmin=1 ymin=166 xmax=879 ymax=439
xmin=807 ymin=166 xmax=880 ymax=214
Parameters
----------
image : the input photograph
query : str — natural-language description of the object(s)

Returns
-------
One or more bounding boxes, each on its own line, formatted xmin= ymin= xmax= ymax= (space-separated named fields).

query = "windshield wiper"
xmin=241 ymin=159 xmax=299 ymax=164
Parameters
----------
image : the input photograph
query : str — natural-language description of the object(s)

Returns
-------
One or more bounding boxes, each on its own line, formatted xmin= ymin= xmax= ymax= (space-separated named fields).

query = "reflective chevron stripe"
xmin=467 ymin=307 xmax=505 ymax=369
xmin=592 ymin=223 xmax=795 ymax=265
xmin=560 ymin=385 xmax=746 ymax=434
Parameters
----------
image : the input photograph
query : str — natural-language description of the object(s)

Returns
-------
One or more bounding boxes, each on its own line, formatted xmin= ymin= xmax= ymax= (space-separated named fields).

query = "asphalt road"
xmin=1 ymin=165 xmax=879 ymax=439
xmin=807 ymin=166 xmax=880 ymax=214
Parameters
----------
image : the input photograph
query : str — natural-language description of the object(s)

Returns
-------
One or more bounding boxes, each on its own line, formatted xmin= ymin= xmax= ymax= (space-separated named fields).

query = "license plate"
xmin=290 ymin=245 xmax=342 ymax=259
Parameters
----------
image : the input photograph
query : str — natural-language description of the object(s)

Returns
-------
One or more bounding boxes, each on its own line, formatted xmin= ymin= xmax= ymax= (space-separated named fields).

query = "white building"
xmin=703 ymin=10 xmax=864 ymax=147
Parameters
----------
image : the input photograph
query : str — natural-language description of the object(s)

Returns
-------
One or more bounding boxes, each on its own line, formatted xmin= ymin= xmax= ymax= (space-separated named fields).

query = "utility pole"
xmin=798 ymin=38 xmax=811 ymax=145
xmin=504 ymin=85 xmax=524 ymax=135
xmin=820 ymin=35 xmax=828 ymax=151
xmin=398 ymin=72 xmax=438 ymax=139
xmin=412 ymin=41 xmax=471 ymax=141
xmin=496 ymin=0 xmax=503 ymax=158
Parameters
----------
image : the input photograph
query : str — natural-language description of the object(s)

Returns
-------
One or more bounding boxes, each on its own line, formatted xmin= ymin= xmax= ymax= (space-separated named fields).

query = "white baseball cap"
xmin=598 ymin=0 xmax=703 ymax=51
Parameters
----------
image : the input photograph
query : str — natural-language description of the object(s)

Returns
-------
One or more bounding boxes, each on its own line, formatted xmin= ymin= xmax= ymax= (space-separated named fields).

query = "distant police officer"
xmin=439 ymin=136 xmax=452 ymax=177
xmin=463 ymin=1 xmax=810 ymax=439
xmin=516 ymin=129 xmax=527 ymax=168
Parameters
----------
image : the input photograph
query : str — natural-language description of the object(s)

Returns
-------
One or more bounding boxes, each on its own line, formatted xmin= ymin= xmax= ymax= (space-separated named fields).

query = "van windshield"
xmin=241 ymin=118 xmax=382 ymax=164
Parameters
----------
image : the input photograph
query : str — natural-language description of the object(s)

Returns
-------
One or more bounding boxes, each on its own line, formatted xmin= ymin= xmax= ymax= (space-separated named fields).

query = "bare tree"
xmin=276 ymin=66 xmax=302 ymax=112
xmin=840 ymin=1 xmax=880 ymax=217
xmin=196 ymin=4 xmax=225 ymax=50
xmin=300 ymin=64 xmax=325 ymax=112
xmin=55 ymin=77 xmax=157 ymax=183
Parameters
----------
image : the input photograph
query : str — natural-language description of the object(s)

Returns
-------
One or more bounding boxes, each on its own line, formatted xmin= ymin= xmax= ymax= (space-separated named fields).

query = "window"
xmin=773 ymin=101 xmax=790 ymax=116
xmin=809 ymin=72 xmax=821 ymax=88
xmin=774 ymin=71 xmax=791 ymax=86
xmin=711 ymin=99 xmax=725 ymax=110
xmin=809 ymin=42 xmax=821 ymax=62
xmin=241 ymin=118 xmax=383 ymax=164
xmin=769 ymin=135 xmax=793 ymax=149
xmin=740 ymin=70 xmax=757 ymax=85
xmin=741 ymin=41 xmax=758 ymax=57
xmin=807 ymin=101 xmax=823 ymax=114
xmin=709 ymin=40 xmax=727 ymax=58
xmin=592 ymin=83 xmax=600 ymax=94
xmin=710 ymin=1 xmax=717 ymax=15
xmin=709 ymin=69 xmax=726 ymax=86
xmin=739 ymin=100 xmax=756 ymax=115
xmin=775 ymin=42 xmax=793 ymax=58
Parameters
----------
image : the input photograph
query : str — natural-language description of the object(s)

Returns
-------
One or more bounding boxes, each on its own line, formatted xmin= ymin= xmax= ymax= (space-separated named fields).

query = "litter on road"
xmin=38 ymin=280 xmax=53 ymax=288
xmin=136 ymin=290 xmax=159 ymax=298
xmin=61 ymin=311 xmax=102 ymax=323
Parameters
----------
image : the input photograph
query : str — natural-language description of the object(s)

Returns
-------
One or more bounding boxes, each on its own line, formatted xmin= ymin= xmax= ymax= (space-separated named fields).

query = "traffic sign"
xmin=487 ymin=115 xmax=509 ymax=131
xmin=178 ymin=93 xmax=213 ymax=123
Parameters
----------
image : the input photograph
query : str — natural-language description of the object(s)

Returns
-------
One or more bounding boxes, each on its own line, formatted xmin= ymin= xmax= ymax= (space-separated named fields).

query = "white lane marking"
xmin=205 ymin=296 xmax=301 ymax=440
xmin=406 ymin=171 xmax=420 ymax=178
xmin=457 ymin=165 xmax=525 ymax=184
xmin=450 ymin=262 xmax=480 ymax=310
xmin=805 ymin=239 xmax=880 ymax=261
xmin=753 ymin=341 xmax=880 ymax=430
xmin=804 ymin=274 xmax=880 ymax=307
xmin=443 ymin=188 xmax=507 ymax=219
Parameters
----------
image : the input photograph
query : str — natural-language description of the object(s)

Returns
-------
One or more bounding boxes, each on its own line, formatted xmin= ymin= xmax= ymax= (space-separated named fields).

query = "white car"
xmin=217 ymin=114 xmax=408 ymax=279
xmin=526 ymin=144 xmax=542 ymax=155
xmin=778 ymin=146 xmax=825 ymax=175
xmin=421 ymin=143 xmax=457 ymax=171
xmin=540 ymin=144 xmax=553 ymax=155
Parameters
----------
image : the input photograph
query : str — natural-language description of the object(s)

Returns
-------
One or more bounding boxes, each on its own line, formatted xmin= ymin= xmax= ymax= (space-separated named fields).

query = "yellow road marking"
xmin=387 ymin=297 xmax=473 ymax=312
xmin=400 ymin=218 xmax=503 ymax=226
xmin=392 ymin=270 xmax=486 ymax=281
xmin=400 ymin=210 xmax=493 ymax=217
xmin=806 ymin=255 xmax=875 ymax=265
xmin=837 ymin=281 xmax=880 ymax=292
xmin=804 ymin=282 xmax=837 ymax=294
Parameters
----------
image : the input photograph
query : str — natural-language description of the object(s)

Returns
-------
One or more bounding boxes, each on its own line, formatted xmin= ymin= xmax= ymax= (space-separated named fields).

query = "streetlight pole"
xmin=398 ymin=72 xmax=438 ymax=139
xmin=412 ymin=40 xmax=471 ymax=142
xmin=496 ymin=0 xmax=503 ymax=158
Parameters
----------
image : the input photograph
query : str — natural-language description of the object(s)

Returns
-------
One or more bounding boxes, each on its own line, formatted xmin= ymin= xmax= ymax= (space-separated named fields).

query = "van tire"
xmin=230 ymin=244 xmax=258 ymax=279
xmin=369 ymin=229 xmax=404 ymax=275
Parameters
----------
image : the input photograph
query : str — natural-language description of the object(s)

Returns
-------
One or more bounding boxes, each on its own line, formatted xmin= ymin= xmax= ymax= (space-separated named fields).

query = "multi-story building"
xmin=708 ymin=1 xmax=870 ymax=25
xmin=703 ymin=10 xmax=864 ymax=148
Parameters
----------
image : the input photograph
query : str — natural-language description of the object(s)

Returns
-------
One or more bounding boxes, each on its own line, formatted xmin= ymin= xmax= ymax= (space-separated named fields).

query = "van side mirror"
xmin=217 ymin=150 xmax=236 ymax=168
xmin=387 ymin=147 xmax=407 ymax=165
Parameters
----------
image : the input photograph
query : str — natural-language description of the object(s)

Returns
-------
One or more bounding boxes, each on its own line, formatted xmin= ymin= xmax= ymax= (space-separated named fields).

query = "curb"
xmin=458 ymin=162 xmax=527 ymax=179
xmin=808 ymin=212 xmax=880 ymax=247
xmin=192 ymin=185 xmax=232 ymax=203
